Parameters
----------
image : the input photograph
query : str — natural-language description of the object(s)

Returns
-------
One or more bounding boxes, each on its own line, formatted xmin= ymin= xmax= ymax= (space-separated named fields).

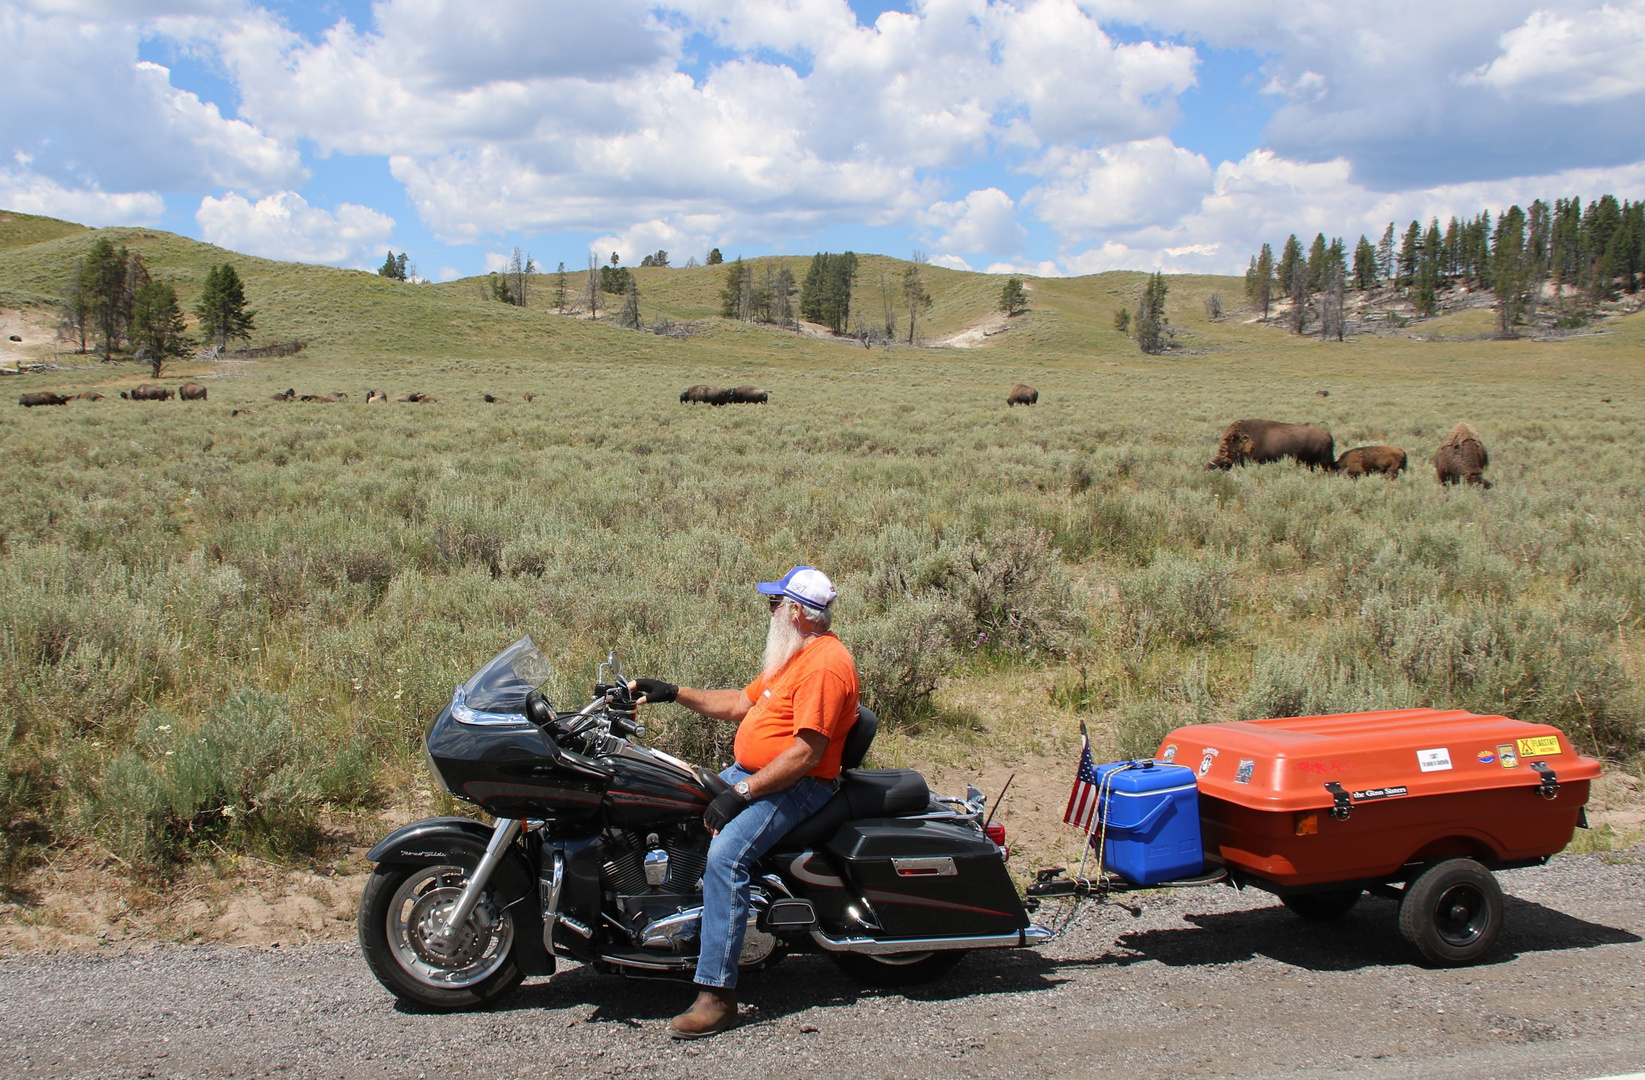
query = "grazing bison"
xmin=19 ymin=391 xmax=69 ymax=407
xmin=7 ymin=334 xmax=20 ymax=343
xmin=680 ymin=384 xmax=732 ymax=405
xmin=1316 ymin=390 xmax=1330 ymax=397
xmin=271 ymin=387 xmax=295 ymax=402
xmin=300 ymin=392 xmax=346 ymax=403
xmin=231 ymin=407 xmax=255 ymax=416
xmin=1207 ymin=419 xmax=1335 ymax=471
xmin=729 ymin=385 xmax=769 ymax=404
xmin=1436 ymin=422 xmax=1491 ymax=488
xmin=128 ymin=383 xmax=174 ymax=401
xmin=179 ymin=382 xmax=207 ymax=401
xmin=72 ymin=391 xmax=106 ymax=402
xmin=522 ymin=392 xmax=534 ymax=403
xmin=1336 ymin=445 xmax=1407 ymax=478
xmin=366 ymin=389 xmax=387 ymax=403
xmin=483 ymin=393 xmax=509 ymax=404
xmin=1007 ymin=384 xmax=1039 ymax=406
xmin=394 ymin=391 xmax=435 ymax=403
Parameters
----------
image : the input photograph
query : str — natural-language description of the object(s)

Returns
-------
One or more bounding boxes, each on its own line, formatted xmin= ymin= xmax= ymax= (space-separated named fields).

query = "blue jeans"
xmin=694 ymin=764 xmax=835 ymax=989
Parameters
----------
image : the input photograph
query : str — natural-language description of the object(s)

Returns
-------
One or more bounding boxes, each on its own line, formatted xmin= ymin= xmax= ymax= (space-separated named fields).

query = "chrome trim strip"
xmin=539 ymin=849 xmax=563 ymax=955
xmin=449 ymin=685 xmax=530 ymax=727
xmin=808 ymin=926 xmax=1050 ymax=955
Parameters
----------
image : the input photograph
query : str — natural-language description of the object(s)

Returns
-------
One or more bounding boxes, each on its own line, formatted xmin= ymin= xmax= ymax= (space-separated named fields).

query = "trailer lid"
xmin=1158 ymin=708 xmax=1601 ymax=813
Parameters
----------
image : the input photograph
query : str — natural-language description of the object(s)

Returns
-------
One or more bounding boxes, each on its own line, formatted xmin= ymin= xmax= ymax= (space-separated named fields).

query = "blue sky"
xmin=6 ymin=1 xmax=1645 ymax=279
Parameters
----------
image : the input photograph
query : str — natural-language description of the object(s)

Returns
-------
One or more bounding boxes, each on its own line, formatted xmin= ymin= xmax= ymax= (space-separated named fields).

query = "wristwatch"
xmin=733 ymin=780 xmax=752 ymax=800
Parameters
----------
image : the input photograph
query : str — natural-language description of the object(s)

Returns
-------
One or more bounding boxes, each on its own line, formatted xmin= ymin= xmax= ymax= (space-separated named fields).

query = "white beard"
xmin=762 ymin=609 xmax=807 ymax=678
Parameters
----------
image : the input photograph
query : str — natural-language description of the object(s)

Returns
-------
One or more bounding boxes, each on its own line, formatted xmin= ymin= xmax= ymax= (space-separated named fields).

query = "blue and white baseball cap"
xmin=756 ymin=566 xmax=837 ymax=609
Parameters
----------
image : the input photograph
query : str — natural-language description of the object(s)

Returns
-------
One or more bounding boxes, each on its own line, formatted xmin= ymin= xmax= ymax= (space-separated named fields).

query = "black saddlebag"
xmin=827 ymin=819 xmax=1027 ymax=938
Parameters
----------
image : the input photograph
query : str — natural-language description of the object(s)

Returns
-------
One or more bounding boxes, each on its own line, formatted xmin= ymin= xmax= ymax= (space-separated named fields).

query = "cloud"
xmin=923 ymin=188 xmax=1025 ymax=254
xmin=195 ymin=190 xmax=394 ymax=266
xmin=929 ymin=253 xmax=973 ymax=271
xmin=1466 ymin=3 xmax=1645 ymax=104
xmin=437 ymin=265 xmax=461 ymax=281
xmin=1026 ymin=137 xmax=1213 ymax=237
xmin=0 ymin=6 xmax=303 ymax=195
xmin=0 ymin=166 xmax=164 ymax=225
xmin=983 ymin=258 xmax=1063 ymax=277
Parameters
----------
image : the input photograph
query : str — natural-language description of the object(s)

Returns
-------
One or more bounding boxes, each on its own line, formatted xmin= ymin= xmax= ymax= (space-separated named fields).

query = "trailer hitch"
xmin=1530 ymin=761 xmax=1560 ymax=800
xmin=1324 ymin=782 xmax=1353 ymax=820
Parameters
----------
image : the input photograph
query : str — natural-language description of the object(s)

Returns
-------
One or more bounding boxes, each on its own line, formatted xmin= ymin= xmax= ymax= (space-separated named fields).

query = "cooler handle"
xmin=1096 ymin=791 xmax=1174 ymax=832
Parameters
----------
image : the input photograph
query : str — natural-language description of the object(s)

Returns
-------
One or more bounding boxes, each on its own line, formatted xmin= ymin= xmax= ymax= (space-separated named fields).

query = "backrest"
xmin=840 ymin=704 xmax=878 ymax=771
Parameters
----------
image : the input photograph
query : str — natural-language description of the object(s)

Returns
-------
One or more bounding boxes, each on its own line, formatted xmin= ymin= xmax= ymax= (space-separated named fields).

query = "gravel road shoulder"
xmin=3 ymin=846 xmax=1641 ymax=1080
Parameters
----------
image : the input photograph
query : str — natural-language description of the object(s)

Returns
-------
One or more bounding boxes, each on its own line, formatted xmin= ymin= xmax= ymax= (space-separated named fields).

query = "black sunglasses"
xmin=768 ymin=597 xmax=788 ymax=611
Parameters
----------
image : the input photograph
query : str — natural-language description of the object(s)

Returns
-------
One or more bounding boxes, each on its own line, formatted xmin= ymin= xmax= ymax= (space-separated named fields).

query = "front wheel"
xmin=831 ymin=949 xmax=966 ymax=987
xmin=1397 ymin=858 xmax=1504 ymax=967
xmin=358 ymin=863 xmax=524 ymax=1011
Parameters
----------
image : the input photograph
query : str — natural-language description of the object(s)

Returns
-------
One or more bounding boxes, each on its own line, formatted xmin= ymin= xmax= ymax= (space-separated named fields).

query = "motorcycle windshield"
xmin=459 ymin=636 xmax=553 ymax=714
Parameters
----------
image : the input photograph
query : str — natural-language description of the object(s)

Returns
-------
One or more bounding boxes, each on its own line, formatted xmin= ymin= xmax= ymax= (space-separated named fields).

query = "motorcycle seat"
xmin=775 ymin=768 xmax=930 ymax=850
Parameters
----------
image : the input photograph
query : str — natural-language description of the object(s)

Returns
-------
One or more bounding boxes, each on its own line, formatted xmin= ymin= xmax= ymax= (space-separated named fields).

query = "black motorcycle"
xmin=358 ymin=638 xmax=1050 ymax=1010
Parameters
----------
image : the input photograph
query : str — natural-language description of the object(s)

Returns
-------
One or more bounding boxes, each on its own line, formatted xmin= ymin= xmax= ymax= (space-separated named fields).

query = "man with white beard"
xmin=628 ymin=566 xmax=859 ymax=1039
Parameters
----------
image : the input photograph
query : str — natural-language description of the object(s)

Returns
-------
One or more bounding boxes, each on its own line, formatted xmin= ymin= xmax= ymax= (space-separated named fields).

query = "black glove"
xmin=629 ymin=678 xmax=677 ymax=704
xmin=703 ymin=788 xmax=749 ymax=833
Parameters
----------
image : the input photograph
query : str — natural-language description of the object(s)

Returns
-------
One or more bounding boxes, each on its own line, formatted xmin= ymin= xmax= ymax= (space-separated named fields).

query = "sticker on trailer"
xmin=1351 ymin=785 xmax=1409 ymax=801
xmin=1476 ymin=750 xmax=1497 ymax=764
xmin=1161 ymin=743 xmax=1179 ymax=763
xmin=1517 ymin=735 xmax=1562 ymax=757
xmin=1198 ymin=748 xmax=1219 ymax=777
xmin=1235 ymin=759 xmax=1255 ymax=784
xmin=1497 ymin=743 xmax=1519 ymax=768
xmin=1416 ymin=747 xmax=1453 ymax=772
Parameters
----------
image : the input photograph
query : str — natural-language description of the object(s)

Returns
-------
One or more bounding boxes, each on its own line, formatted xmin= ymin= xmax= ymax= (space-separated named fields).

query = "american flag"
xmin=1063 ymin=724 xmax=1102 ymax=832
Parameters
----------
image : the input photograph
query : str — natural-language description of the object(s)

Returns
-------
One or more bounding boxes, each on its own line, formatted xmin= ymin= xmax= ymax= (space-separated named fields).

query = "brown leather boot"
xmin=668 ymin=986 xmax=738 ymax=1039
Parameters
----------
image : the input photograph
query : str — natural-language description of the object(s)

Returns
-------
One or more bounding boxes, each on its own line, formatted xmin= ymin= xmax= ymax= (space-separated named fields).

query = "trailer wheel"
xmin=1398 ymin=859 xmax=1503 ymax=967
xmin=1281 ymin=888 xmax=1362 ymax=921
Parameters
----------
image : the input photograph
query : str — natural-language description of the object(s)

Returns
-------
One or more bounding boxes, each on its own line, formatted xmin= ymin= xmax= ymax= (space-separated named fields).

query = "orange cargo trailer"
xmin=1153 ymin=708 xmax=1601 ymax=965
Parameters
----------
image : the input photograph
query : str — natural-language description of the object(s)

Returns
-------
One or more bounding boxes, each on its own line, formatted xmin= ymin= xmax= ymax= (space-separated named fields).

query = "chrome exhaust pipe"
xmin=809 ymin=925 xmax=1053 ymax=955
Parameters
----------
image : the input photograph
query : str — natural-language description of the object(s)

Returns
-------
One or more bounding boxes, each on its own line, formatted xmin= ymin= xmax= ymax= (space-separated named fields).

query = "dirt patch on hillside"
xmin=0 ymin=307 xmax=62 ymax=370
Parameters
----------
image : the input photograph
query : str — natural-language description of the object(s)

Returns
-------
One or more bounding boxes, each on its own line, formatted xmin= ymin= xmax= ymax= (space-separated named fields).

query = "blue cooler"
xmin=1089 ymin=760 xmax=1203 ymax=885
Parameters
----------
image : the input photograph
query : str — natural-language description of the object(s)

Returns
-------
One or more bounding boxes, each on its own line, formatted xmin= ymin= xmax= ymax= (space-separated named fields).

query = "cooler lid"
xmin=1158 ymin=708 xmax=1602 ymax=811
xmin=1094 ymin=760 xmax=1198 ymax=795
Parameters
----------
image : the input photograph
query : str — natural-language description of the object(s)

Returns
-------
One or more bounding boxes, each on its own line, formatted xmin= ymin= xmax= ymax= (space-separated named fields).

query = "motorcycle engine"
xmin=602 ymin=825 xmax=709 ymax=920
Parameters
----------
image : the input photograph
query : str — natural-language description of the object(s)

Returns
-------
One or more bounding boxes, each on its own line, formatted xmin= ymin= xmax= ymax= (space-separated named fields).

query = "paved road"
xmin=4 ymin=849 xmax=1642 ymax=1080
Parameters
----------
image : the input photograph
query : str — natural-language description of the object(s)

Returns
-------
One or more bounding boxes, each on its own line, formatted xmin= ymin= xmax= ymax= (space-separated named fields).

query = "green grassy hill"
xmin=0 ymin=210 xmax=87 ymax=253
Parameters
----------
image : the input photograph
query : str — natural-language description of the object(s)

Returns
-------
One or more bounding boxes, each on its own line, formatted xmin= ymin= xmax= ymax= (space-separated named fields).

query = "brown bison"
xmin=128 ymin=383 xmax=174 ymax=401
xmin=1208 ymin=419 xmax=1335 ymax=471
xmin=300 ymin=391 xmax=347 ymax=403
xmin=271 ymin=387 xmax=295 ymax=402
xmin=522 ymin=392 xmax=534 ymax=403
xmin=72 ymin=391 xmax=106 ymax=402
xmin=681 ymin=384 xmax=732 ymax=405
xmin=231 ymin=407 xmax=255 ymax=416
xmin=394 ymin=391 xmax=435 ymax=403
xmin=19 ymin=391 xmax=69 ymax=407
xmin=1006 ymin=383 xmax=1038 ymax=406
xmin=179 ymin=382 xmax=207 ymax=401
xmin=1436 ymin=422 xmax=1491 ymax=488
xmin=366 ymin=389 xmax=387 ymax=403
xmin=1336 ymin=445 xmax=1407 ymax=478
xmin=483 ymin=393 xmax=509 ymax=404
xmin=729 ymin=385 xmax=769 ymax=404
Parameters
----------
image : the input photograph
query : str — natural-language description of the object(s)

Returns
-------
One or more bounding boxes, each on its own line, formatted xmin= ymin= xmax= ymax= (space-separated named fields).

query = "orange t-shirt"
xmin=735 ymin=633 xmax=860 ymax=780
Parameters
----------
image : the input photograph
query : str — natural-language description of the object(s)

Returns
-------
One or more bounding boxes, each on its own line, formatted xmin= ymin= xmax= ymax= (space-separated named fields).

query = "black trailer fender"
xmin=366 ymin=816 xmax=551 ymax=976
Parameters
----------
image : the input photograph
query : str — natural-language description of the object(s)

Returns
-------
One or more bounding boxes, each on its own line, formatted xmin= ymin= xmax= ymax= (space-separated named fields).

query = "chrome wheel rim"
xmin=386 ymin=866 xmax=514 ymax=990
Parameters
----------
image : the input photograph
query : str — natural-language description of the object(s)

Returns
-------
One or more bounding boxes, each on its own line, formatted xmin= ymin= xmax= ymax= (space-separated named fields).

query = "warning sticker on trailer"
xmin=1416 ymin=748 xmax=1453 ymax=772
xmin=1517 ymin=735 xmax=1562 ymax=757
xmin=1351 ymin=785 xmax=1410 ymax=801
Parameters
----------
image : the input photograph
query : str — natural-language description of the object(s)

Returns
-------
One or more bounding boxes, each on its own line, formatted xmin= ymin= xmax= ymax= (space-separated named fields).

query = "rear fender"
xmin=366 ymin=816 xmax=550 ymax=976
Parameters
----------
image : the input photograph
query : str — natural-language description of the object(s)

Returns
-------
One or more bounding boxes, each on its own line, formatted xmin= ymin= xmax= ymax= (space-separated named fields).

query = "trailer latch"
xmin=1530 ymin=761 xmax=1560 ymax=800
xmin=1324 ymin=782 xmax=1353 ymax=820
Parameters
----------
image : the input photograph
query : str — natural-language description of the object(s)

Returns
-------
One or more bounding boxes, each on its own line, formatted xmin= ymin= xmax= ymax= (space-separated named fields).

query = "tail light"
xmin=985 ymin=823 xmax=1007 ymax=853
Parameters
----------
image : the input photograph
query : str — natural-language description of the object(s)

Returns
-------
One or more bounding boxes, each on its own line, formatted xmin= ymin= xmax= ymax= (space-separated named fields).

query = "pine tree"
xmin=553 ymin=262 xmax=567 ymax=313
xmin=58 ymin=261 xmax=90 ymax=353
xmin=706 ymin=248 xmax=723 ymax=265
xmin=194 ymin=263 xmax=256 ymax=351
xmin=1307 ymin=233 xmax=1329 ymax=291
xmin=378 ymin=252 xmax=408 ymax=280
xmin=999 ymin=277 xmax=1027 ymax=317
xmin=1133 ymin=272 xmax=1170 ymax=353
xmin=617 ymin=278 xmax=642 ymax=329
xmin=774 ymin=266 xmax=796 ymax=329
xmin=1492 ymin=205 xmax=1531 ymax=337
xmin=1278 ymin=234 xmax=1304 ymax=293
xmin=131 ymin=280 xmax=191 ymax=377
xmin=1289 ymin=257 xmax=1308 ymax=334
xmin=1377 ymin=223 xmax=1396 ymax=283
xmin=1320 ymin=261 xmax=1346 ymax=342
xmin=719 ymin=257 xmax=747 ymax=318
xmin=1397 ymin=221 xmax=1421 ymax=289
xmin=903 ymin=263 xmax=931 ymax=344
xmin=1254 ymin=243 xmax=1274 ymax=319
xmin=1416 ymin=221 xmax=1442 ymax=316
xmin=1352 ymin=235 xmax=1378 ymax=290
xmin=79 ymin=239 xmax=147 ymax=361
